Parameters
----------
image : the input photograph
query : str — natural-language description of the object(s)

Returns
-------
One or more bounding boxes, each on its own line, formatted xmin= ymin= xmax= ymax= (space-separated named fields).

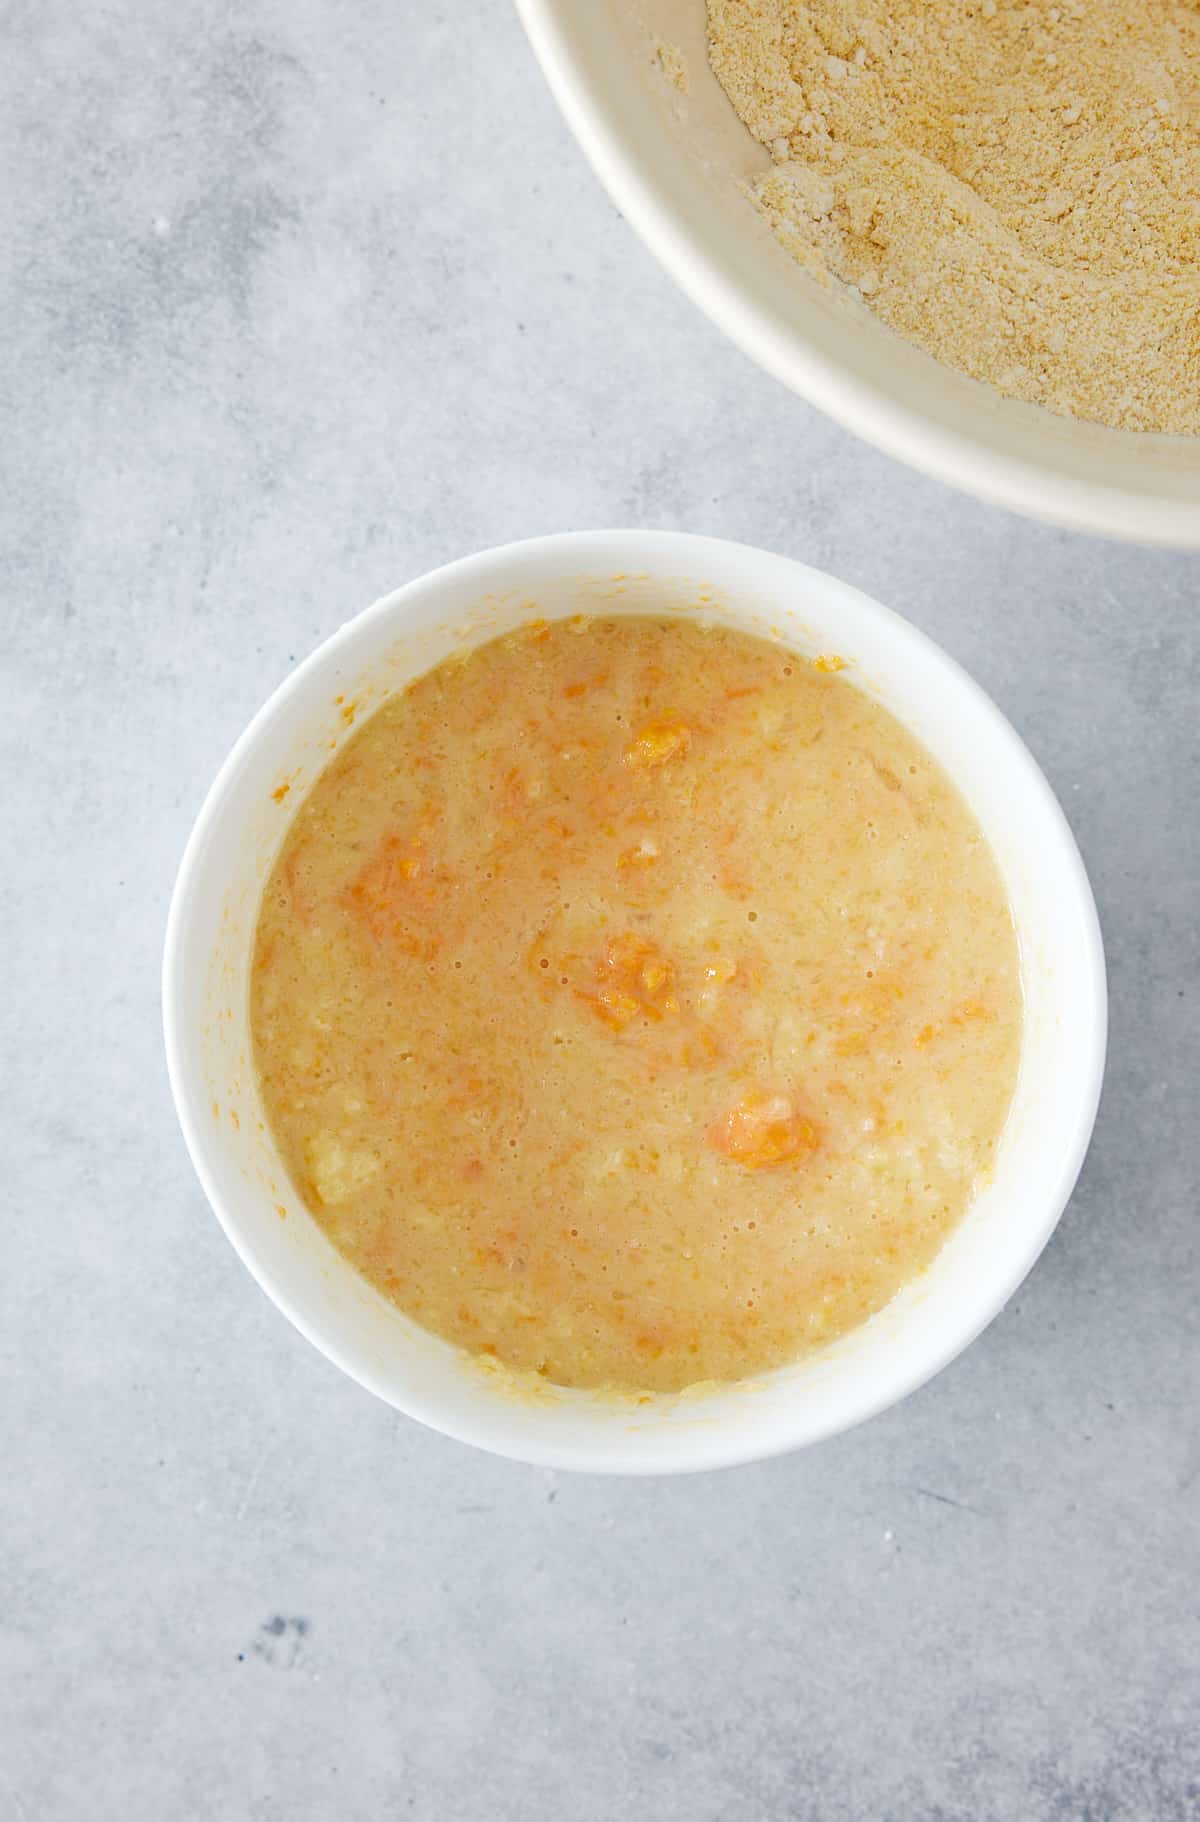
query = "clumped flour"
xmin=708 ymin=0 xmax=1200 ymax=434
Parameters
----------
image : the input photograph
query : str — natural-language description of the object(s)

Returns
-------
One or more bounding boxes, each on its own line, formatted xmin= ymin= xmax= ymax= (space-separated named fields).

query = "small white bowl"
xmin=163 ymin=531 xmax=1105 ymax=1474
xmin=516 ymin=0 xmax=1200 ymax=547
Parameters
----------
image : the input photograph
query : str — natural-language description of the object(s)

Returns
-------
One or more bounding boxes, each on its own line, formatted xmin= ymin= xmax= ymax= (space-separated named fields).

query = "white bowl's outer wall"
xmin=164 ymin=532 xmax=1106 ymax=1474
xmin=516 ymin=0 xmax=1200 ymax=548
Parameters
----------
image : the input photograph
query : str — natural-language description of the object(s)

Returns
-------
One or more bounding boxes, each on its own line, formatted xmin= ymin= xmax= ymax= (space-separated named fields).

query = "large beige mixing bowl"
xmin=517 ymin=0 xmax=1200 ymax=547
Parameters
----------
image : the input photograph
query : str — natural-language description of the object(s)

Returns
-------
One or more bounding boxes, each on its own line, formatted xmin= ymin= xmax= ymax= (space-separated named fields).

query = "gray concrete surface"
xmin=2 ymin=1 xmax=1198 ymax=1817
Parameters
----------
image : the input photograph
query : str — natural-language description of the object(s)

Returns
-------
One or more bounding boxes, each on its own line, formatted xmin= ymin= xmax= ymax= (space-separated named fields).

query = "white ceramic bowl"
xmin=516 ymin=0 xmax=1200 ymax=548
xmin=163 ymin=531 xmax=1106 ymax=1473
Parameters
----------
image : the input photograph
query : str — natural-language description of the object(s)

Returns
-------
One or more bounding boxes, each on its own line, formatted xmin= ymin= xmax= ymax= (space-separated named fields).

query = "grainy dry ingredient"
xmin=708 ymin=0 xmax=1200 ymax=434
xmin=654 ymin=37 xmax=691 ymax=93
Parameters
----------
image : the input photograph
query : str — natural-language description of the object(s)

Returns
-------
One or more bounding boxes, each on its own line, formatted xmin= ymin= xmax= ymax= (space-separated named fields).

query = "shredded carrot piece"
xmin=578 ymin=932 xmax=679 ymax=1029
xmin=623 ymin=718 xmax=691 ymax=767
xmin=707 ymin=1091 xmax=820 ymax=1169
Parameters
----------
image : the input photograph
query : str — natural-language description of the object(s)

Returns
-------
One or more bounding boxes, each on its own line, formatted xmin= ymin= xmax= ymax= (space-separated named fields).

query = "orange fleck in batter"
xmin=707 ymin=1092 xmax=820 ymax=1169
xmin=624 ymin=718 xmax=691 ymax=767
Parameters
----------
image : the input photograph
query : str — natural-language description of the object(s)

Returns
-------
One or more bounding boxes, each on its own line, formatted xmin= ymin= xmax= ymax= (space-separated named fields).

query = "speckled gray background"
xmin=2 ymin=1 xmax=1198 ymax=1817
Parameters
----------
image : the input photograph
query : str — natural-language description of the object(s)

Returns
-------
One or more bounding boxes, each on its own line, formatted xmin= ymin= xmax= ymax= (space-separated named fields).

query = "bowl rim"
xmin=163 ymin=529 xmax=1108 ymax=1473
xmin=514 ymin=0 xmax=1200 ymax=549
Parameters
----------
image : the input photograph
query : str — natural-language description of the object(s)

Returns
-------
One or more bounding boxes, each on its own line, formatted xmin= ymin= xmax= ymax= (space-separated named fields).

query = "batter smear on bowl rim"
xmin=708 ymin=0 xmax=1200 ymax=434
xmin=251 ymin=615 xmax=1021 ymax=1394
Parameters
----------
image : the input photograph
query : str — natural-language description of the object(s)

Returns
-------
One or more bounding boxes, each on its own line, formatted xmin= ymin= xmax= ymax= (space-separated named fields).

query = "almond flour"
xmin=708 ymin=0 xmax=1200 ymax=434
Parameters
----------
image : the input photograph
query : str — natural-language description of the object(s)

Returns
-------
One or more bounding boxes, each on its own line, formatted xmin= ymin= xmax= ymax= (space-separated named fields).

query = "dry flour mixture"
xmin=708 ymin=0 xmax=1200 ymax=434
